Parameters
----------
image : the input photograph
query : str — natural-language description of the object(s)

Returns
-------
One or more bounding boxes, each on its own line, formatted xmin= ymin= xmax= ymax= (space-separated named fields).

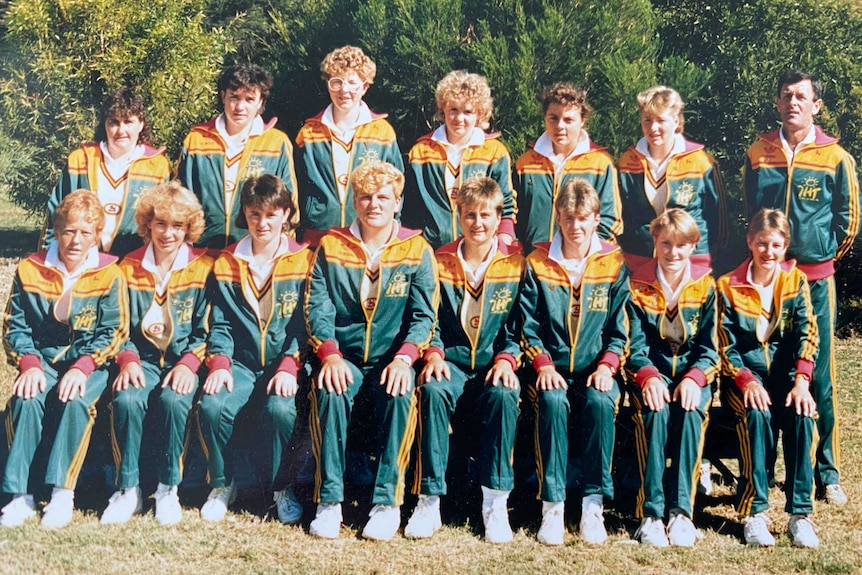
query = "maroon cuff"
xmin=734 ymin=368 xmax=759 ymax=392
xmin=18 ymin=354 xmax=43 ymax=373
xmin=177 ymin=352 xmax=202 ymax=373
xmin=316 ymin=340 xmax=342 ymax=361
xmin=635 ymin=366 xmax=661 ymax=388
xmin=116 ymin=350 xmax=141 ymax=371
xmin=684 ymin=368 xmax=709 ymax=388
xmin=72 ymin=355 xmax=97 ymax=376
xmin=598 ymin=352 xmax=621 ymax=374
xmin=494 ymin=353 xmax=518 ymax=371
xmin=795 ymin=359 xmax=814 ymax=380
xmin=498 ymin=218 xmax=516 ymax=238
xmin=532 ymin=353 xmax=553 ymax=372
xmin=395 ymin=343 xmax=420 ymax=366
xmin=277 ymin=355 xmax=300 ymax=377
xmin=424 ymin=347 xmax=445 ymax=362
xmin=796 ymin=260 xmax=834 ymax=281
xmin=207 ymin=354 xmax=231 ymax=372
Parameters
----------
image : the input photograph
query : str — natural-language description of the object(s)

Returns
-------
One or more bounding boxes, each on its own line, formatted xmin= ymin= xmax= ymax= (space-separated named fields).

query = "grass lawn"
xmin=0 ymin=194 xmax=860 ymax=574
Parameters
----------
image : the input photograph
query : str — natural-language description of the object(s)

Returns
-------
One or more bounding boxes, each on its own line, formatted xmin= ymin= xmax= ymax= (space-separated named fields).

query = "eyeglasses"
xmin=327 ymin=77 xmax=365 ymax=93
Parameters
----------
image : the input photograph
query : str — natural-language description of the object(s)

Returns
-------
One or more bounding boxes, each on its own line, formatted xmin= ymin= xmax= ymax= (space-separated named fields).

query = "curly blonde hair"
xmin=321 ymin=45 xmax=376 ymax=84
xmin=435 ymin=70 xmax=493 ymax=129
xmin=637 ymin=86 xmax=685 ymax=133
xmin=351 ymin=160 xmax=405 ymax=199
xmin=135 ymin=181 xmax=205 ymax=243
xmin=54 ymin=189 xmax=105 ymax=235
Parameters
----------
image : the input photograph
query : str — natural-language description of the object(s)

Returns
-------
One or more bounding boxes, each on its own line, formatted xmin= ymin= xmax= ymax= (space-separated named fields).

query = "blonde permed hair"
xmin=435 ymin=70 xmax=493 ymax=129
xmin=637 ymin=86 xmax=685 ymax=133
xmin=351 ymin=160 xmax=405 ymax=199
xmin=321 ymin=45 xmax=376 ymax=84
xmin=135 ymin=181 xmax=205 ymax=243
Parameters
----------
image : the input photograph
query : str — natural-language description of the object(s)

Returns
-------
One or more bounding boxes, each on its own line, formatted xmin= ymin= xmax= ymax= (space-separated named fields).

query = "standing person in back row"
xmin=617 ymin=86 xmax=728 ymax=270
xmin=743 ymin=69 xmax=859 ymax=505
xmin=515 ymin=83 xmax=622 ymax=254
xmin=177 ymin=63 xmax=298 ymax=250
xmin=403 ymin=70 xmax=516 ymax=249
xmin=296 ymin=45 xmax=404 ymax=246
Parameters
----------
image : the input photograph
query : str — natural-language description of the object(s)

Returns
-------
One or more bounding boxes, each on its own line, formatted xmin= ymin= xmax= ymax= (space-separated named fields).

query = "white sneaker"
xmin=579 ymin=497 xmax=607 ymax=545
xmin=697 ymin=461 xmax=714 ymax=496
xmin=41 ymin=490 xmax=74 ymax=529
xmin=788 ymin=514 xmax=820 ymax=548
xmin=0 ymin=495 xmax=37 ymax=527
xmin=274 ymin=487 xmax=303 ymax=525
xmin=667 ymin=511 xmax=701 ymax=547
xmin=537 ymin=502 xmax=565 ymax=546
xmin=100 ymin=486 xmax=143 ymax=525
xmin=154 ymin=484 xmax=182 ymax=526
xmin=404 ymin=495 xmax=441 ymax=539
xmin=824 ymin=484 xmax=848 ymax=506
xmin=744 ymin=512 xmax=775 ymax=546
xmin=483 ymin=503 xmax=513 ymax=543
xmin=634 ymin=517 xmax=669 ymax=547
xmin=362 ymin=504 xmax=401 ymax=541
xmin=200 ymin=481 xmax=237 ymax=522
xmin=309 ymin=503 xmax=342 ymax=539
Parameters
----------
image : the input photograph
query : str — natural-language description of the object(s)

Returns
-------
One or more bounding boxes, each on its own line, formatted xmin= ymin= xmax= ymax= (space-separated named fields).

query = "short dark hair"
xmin=217 ymin=63 xmax=273 ymax=111
xmin=235 ymin=174 xmax=295 ymax=231
xmin=94 ymin=87 xmax=151 ymax=145
xmin=540 ymin=82 xmax=592 ymax=121
xmin=776 ymin=69 xmax=822 ymax=100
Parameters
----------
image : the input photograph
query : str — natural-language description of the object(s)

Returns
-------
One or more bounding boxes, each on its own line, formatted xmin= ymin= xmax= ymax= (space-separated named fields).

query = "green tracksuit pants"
xmin=195 ymin=362 xmax=297 ymax=489
xmin=309 ymin=359 xmax=417 ymax=506
xmin=630 ymin=378 xmax=712 ymax=519
xmin=2 ymin=362 xmax=109 ymax=494
xmin=725 ymin=381 xmax=816 ymax=516
xmin=532 ymin=372 xmax=620 ymax=502
xmin=414 ymin=362 xmax=520 ymax=495
xmin=809 ymin=277 xmax=839 ymax=487
xmin=109 ymin=361 xmax=197 ymax=488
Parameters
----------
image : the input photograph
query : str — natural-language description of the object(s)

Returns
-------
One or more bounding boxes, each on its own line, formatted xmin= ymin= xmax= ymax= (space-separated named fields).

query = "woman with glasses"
xmin=295 ymin=45 xmax=404 ymax=246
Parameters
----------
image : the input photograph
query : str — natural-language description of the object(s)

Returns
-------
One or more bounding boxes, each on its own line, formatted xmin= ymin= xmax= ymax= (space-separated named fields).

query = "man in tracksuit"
xmin=743 ymin=69 xmax=860 ymax=505
xmin=176 ymin=63 xmax=299 ymax=249
xmin=520 ymin=178 xmax=629 ymax=546
xmin=405 ymin=176 xmax=524 ymax=543
xmin=305 ymin=160 xmax=438 ymax=541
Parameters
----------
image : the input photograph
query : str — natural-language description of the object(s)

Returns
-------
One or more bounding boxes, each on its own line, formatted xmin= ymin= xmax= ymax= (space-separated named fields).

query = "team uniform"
xmin=413 ymin=238 xmax=524 ymax=498
xmin=197 ymin=235 xmax=312 ymax=492
xmin=618 ymin=136 xmax=728 ymax=266
xmin=305 ymin=224 xmax=438 ymax=508
xmin=743 ymin=126 xmax=859 ymax=488
xmin=176 ymin=116 xmax=299 ymax=250
xmin=42 ymin=143 xmax=171 ymax=256
xmin=520 ymin=235 xmax=629 ymax=505
xmin=717 ymin=259 xmax=818 ymax=518
xmin=626 ymin=260 xmax=719 ymax=522
xmin=109 ymin=245 xmax=213 ymax=491
xmin=2 ymin=246 xmax=127 ymax=496
xmin=295 ymin=104 xmax=404 ymax=245
xmin=514 ymin=133 xmax=622 ymax=253
xmin=403 ymin=128 xmax=516 ymax=248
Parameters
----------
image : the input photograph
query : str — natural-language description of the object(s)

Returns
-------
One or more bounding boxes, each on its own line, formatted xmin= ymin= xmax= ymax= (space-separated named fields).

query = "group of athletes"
xmin=1 ymin=44 xmax=858 ymax=551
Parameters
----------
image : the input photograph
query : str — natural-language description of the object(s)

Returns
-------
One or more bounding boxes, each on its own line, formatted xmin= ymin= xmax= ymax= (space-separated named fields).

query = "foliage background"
xmin=0 ymin=0 xmax=860 ymax=283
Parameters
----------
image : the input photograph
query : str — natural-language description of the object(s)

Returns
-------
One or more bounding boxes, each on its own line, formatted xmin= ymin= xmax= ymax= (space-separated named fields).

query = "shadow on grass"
xmin=0 ymin=229 xmax=40 ymax=258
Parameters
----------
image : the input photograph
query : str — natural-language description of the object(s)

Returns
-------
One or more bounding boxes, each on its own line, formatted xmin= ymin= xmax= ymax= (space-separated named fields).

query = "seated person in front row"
xmin=102 ymin=182 xmax=213 ymax=526
xmin=520 ymin=178 xmax=629 ymax=546
xmin=718 ymin=208 xmax=820 ymax=548
xmin=305 ymin=160 xmax=438 ymax=541
xmin=198 ymin=174 xmax=312 ymax=523
xmin=626 ymin=208 xmax=718 ymax=547
xmin=1 ymin=190 xmax=127 ymax=529
xmin=407 ymin=176 xmax=524 ymax=543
